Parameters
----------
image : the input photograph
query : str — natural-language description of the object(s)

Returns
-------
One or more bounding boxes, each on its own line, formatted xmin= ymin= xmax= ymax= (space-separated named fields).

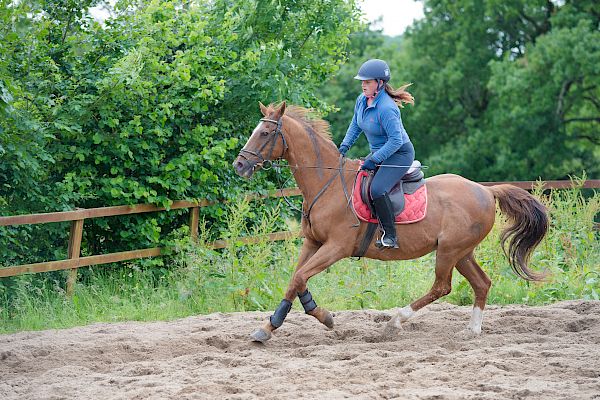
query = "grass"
xmin=0 ymin=184 xmax=598 ymax=334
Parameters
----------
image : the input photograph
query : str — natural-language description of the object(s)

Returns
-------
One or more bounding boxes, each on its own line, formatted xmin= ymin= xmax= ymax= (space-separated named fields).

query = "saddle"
xmin=353 ymin=160 xmax=428 ymax=224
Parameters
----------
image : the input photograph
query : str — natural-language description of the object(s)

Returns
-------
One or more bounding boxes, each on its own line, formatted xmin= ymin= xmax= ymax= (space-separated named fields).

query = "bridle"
xmin=237 ymin=117 xmax=288 ymax=171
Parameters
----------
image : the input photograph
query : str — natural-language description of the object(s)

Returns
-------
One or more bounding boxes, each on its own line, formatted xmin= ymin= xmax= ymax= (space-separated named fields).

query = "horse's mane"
xmin=268 ymin=104 xmax=332 ymax=142
xmin=267 ymin=103 xmax=333 ymax=177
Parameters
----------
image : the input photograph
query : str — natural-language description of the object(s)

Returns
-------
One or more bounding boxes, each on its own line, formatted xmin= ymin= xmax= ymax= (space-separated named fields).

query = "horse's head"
xmin=233 ymin=101 xmax=288 ymax=179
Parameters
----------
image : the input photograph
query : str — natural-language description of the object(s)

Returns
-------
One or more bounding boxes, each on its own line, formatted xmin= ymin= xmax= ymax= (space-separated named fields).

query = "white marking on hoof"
xmin=468 ymin=306 xmax=483 ymax=335
xmin=389 ymin=315 xmax=402 ymax=329
xmin=383 ymin=306 xmax=414 ymax=336
xmin=398 ymin=305 xmax=415 ymax=323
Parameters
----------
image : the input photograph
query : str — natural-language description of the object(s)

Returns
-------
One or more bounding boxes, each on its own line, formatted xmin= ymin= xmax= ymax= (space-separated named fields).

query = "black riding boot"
xmin=373 ymin=193 xmax=399 ymax=249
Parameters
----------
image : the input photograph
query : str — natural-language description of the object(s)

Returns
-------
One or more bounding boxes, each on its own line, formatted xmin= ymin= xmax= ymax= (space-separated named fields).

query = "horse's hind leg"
xmin=386 ymin=248 xmax=458 ymax=332
xmin=455 ymin=251 xmax=491 ymax=334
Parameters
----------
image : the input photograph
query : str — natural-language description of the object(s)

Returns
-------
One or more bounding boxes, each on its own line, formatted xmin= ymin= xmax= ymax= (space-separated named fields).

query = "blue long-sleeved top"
xmin=340 ymin=90 xmax=410 ymax=164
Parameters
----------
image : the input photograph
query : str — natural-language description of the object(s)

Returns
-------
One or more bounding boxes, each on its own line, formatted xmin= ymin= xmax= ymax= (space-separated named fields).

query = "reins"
xmin=263 ymin=162 xmax=428 ymax=172
xmin=299 ymin=156 xmax=347 ymax=227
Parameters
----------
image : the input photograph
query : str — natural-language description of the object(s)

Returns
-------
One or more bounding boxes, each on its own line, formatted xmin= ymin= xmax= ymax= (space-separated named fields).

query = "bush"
xmin=0 ymin=0 xmax=360 ymax=267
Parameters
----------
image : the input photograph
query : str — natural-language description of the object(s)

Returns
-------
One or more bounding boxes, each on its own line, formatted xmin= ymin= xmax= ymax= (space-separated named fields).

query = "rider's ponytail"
xmin=384 ymin=83 xmax=414 ymax=108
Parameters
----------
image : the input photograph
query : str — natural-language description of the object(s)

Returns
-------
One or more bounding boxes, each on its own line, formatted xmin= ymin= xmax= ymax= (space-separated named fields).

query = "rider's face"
xmin=361 ymin=79 xmax=379 ymax=97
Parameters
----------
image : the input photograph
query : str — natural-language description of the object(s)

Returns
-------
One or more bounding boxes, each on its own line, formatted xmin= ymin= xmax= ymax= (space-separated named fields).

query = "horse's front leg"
xmin=250 ymin=238 xmax=320 ymax=342
xmin=250 ymin=242 xmax=345 ymax=343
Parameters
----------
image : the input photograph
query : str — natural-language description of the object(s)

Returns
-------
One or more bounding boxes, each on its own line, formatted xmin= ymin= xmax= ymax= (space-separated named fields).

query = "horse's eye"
xmin=261 ymin=131 xmax=270 ymax=136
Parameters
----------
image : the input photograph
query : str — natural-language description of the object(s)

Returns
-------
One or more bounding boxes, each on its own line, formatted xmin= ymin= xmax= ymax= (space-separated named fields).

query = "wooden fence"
xmin=1 ymin=180 xmax=598 ymax=294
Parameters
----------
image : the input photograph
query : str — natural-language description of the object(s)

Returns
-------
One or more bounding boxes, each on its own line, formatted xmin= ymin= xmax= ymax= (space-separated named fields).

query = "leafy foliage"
xmin=483 ymin=19 xmax=600 ymax=179
xmin=0 ymin=0 xmax=360 ymax=267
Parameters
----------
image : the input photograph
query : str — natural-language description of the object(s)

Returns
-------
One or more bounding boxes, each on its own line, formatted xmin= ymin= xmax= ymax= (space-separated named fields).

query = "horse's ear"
xmin=276 ymin=101 xmax=286 ymax=117
xmin=259 ymin=101 xmax=268 ymax=116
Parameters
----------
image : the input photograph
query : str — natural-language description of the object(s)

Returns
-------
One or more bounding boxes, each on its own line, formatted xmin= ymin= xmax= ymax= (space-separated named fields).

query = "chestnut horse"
xmin=233 ymin=102 xmax=548 ymax=343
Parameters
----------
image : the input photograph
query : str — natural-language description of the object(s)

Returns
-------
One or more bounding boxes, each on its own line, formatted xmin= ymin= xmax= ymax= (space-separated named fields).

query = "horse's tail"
xmin=488 ymin=184 xmax=549 ymax=281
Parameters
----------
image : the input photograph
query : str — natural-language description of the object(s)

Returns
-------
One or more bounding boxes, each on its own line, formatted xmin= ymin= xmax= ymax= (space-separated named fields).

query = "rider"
xmin=338 ymin=59 xmax=415 ymax=249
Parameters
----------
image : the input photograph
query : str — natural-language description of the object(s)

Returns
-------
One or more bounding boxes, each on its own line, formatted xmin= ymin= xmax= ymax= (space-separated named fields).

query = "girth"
xmin=360 ymin=160 xmax=425 ymax=217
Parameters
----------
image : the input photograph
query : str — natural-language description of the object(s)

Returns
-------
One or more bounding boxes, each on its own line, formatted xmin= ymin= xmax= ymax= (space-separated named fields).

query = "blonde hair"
xmin=384 ymin=83 xmax=415 ymax=108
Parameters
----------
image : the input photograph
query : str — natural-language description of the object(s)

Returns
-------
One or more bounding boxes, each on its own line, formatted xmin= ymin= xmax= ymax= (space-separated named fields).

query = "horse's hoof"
xmin=457 ymin=328 xmax=480 ymax=339
xmin=383 ymin=316 xmax=403 ymax=337
xmin=322 ymin=310 xmax=334 ymax=329
xmin=310 ymin=307 xmax=334 ymax=329
xmin=250 ymin=328 xmax=272 ymax=343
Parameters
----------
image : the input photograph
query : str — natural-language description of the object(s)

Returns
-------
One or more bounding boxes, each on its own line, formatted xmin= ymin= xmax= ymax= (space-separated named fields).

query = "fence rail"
xmin=1 ymin=180 xmax=598 ymax=291
xmin=0 ymin=188 xmax=305 ymax=228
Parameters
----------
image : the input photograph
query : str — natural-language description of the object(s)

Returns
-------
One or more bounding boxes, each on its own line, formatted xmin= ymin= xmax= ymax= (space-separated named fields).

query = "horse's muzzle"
xmin=233 ymin=157 xmax=256 ymax=179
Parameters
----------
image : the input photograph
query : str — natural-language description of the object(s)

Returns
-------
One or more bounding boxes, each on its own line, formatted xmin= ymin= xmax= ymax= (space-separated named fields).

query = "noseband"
xmin=238 ymin=117 xmax=288 ymax=169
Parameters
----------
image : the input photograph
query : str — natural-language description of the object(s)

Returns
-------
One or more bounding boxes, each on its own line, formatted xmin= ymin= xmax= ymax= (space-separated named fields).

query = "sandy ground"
xmin=1 ymin=300 xmax=599 ymax=400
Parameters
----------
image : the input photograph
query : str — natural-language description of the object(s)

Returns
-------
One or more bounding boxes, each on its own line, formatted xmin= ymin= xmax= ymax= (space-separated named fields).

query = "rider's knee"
xmin=370 ymin=185 xmax=387 ymax=200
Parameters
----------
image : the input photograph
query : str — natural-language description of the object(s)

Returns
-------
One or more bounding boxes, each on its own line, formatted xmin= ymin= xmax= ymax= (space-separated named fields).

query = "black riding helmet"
xmin=354 ymin=59 xmax=391 ymax=82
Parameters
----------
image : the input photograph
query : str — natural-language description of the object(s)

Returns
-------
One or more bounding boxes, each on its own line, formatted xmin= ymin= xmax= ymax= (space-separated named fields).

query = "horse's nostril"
xmin=234 ymin=160 xmax=246 ymax=172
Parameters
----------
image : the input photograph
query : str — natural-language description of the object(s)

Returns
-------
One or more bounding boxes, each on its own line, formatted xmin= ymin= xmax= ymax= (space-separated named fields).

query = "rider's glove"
xmin=338 ymin=145 xmax=349 ymax=157
xmin=361 ymin=158 xmax=377 ymax=171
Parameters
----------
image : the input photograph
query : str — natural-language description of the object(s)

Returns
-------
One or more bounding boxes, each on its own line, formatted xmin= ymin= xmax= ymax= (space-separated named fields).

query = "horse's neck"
xmin=283 ymin=119 xmax=341 ymax=201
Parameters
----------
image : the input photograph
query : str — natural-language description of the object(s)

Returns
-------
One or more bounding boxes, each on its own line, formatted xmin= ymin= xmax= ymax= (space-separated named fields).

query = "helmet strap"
xmin=367 ymin=80 xmax=384 ymax=101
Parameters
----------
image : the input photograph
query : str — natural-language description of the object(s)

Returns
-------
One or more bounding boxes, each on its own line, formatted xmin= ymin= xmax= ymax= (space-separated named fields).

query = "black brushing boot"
xmin=373 ymin=193 xmax=399 ymax=249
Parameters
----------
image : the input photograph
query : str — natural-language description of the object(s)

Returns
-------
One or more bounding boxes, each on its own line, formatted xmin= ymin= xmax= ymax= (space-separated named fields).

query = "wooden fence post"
xmin=189 ymin=207 xmax=199 ymax=242
xmin=66 ymin=219 xmax=84 ymax=296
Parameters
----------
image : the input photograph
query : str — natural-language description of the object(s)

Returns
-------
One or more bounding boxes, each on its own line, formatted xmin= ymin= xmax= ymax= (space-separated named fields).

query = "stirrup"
xmin=375 ymin=232 xmax=399 ymax=249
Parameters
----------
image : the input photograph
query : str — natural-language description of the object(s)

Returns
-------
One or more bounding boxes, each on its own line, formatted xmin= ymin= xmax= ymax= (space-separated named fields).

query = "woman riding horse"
xmin=339 ymin=59 xmax=415 ymax=249
xmin=233 ymin=101 xmax=548 ymax=344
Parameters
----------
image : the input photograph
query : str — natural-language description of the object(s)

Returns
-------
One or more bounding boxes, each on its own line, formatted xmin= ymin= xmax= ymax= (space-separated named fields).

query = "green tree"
xmin=482 ymin=19 xmax=599 ymax=179
xmin=407 ymin=0 xmax=600 ymax=180
xmin=0 ymin=0 xmax=65 ymax=263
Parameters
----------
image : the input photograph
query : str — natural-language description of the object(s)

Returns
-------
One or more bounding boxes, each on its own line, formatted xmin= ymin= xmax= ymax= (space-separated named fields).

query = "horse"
xmin=233 ymin=101 xmax=548 ymax=343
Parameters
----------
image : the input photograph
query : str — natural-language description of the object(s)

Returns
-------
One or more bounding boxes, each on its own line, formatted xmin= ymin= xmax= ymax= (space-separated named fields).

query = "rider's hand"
xmin=338 ymin=145 xmax=349 ymax=157
xmin=361 ymin=158 xmax=376 ymax=171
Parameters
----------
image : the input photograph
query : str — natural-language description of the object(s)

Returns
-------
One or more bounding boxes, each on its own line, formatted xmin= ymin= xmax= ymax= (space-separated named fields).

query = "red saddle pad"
xmin=352 ymin=170 xmax=428 ymax=224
